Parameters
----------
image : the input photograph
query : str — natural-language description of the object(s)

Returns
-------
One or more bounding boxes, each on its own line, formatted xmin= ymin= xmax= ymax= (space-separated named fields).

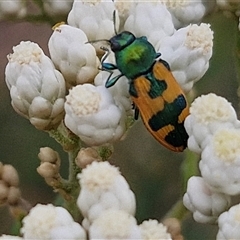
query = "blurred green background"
xmin=0 ymin=11 xmax=239 ymax=239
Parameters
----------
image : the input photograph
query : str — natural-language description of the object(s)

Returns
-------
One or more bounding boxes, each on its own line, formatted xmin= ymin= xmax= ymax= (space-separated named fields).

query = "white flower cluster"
xmin=77 ymin=161 xmax=172 ymax=239
xmin=5 ymin=41 xmax=66 ymax=131
xmin=183 ymin=93 xmax=240 ymax=238
xmin=0 ymin=163 xmax=21 ymax=206
xmin=217 ymin=0 xmax=240 ymax=16
xmin=5 ymin=0 xmax=213 ymax=147
xmin=64 ymin=84 xmax=126 ymax=146
xmin=43 ymin=0 xmax=73 ymax=17
xmin=160 ymin=0 xmax=206 ymax=29
xmin=21 ymin=204 xmax=86 ymax=240
xmin=0 ymin=162 xmax=172 ymax=239
xmin=48 ymin=24 xmax=99 ymax=88
xmin=0 ymin=0 xmax=26 ymax=20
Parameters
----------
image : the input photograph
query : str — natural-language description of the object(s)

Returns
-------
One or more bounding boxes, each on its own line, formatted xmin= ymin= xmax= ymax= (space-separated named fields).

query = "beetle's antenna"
xmin=100 ymin=46 xmax=111 ymax=65
xmin=85 ymin=39 xmax=110 ymax=44
xmin=113 ymin=10 xmax=118 ymax=35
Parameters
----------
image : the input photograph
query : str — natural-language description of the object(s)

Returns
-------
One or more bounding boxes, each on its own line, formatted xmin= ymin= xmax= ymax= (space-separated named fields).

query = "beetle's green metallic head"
xmin=109 ymin=31 xmax=136 ymax=52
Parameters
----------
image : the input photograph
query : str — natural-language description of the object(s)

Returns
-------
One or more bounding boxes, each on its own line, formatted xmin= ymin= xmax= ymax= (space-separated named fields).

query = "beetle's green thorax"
xmin=109 ymin=31 xmax=157 ymax=79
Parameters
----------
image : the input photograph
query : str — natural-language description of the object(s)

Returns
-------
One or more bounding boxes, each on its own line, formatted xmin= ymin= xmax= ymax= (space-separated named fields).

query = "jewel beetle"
xmin=100 ymin=31 xmax=189 ymax=152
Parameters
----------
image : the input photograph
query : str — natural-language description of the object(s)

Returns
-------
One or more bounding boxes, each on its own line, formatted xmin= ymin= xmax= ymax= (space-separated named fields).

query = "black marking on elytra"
xmin=146 ymin=72 xmax=167 ymax=99
xmin=148 ymin=94 xmax=187 ymax=132
xmin=159 ymin=59 xmax=171 ymax=71
xmin=165 ymin=122 xmax=188 ymax=148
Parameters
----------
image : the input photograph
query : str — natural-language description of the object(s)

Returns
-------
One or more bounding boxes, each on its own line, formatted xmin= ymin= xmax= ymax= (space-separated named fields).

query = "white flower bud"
xmin=114 ymin=0 xmax=135 ymax=29
xmin=43 ymin=0 xmax=73 ymax=16
xmin=77 ymin=161 xmax=136 ymax=227
xmin=48 ymin=24 xmax=99 ymax=88
xmin=94 ymin=52 xmax=132 ymax=115
xmin=0 ymin=235 xmax=23 ymax=239
xmin=0 ymin=0 xmax=26 ymax=19
xmin=67 ymin=0 xmax=117 ymax=41
xmin=183 ymin=176 xmax=230 ymax=224
xmin=21 ymin=204 xmax=86 ymax=240
xmin=139 ymin=219 xmax=172 ymax=240
xmin=38 ymin=147 xmax=60 ymax=164
xmin=64 ymin=84 xmax=126 ymax=146
xmin=89 ymin=209 xmax=141 ymax=239
xmin=159 ymin=23 xmax=213 ymax=92
xmin=124 ymin=2 xmax=175 ymax=49
xmin=161 ymin=0 xmax=206 ymax=28
xmin=217 ymin=203 xmax=240 ymax=240
xmin=200 ymin=128 xmax=240 ymax=195
xmin=0 ymin=182 xmax=9 ymax=205
xmin=217 ymin=0 xmax=240 ymax=15
xmin=184 ymin=93 xmax=239 ymax=153
xmin=2 ymin=164 xmax=19 ymax=187
xmin=162 ymin=218 xmax=183 ymax=240
xmin=75 ymin=147 xmax=101 ymax=169
xmin=5 ymin=41 xmax=66 ymax=131
xmin=7 ymin=187 xmax=21 ymax=205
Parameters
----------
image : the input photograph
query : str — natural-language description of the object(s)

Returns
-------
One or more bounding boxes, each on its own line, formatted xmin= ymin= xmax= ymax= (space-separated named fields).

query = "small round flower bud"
xmin=38 ymin=147 xmax=60 ymax=164
xmin=0 ymin=164 xmax=21 ymax=206
xmin=5 ymin=41 xmax=66 ymax=131
xmin=217 ymin=203 xmax=240 ymax=240
xmin=161 ymin=0 xmax=206 ymax=28
xmin=139 ymin=219 xmax=172 ymax=240
xmin=75 ymin=147 xmax=101 ymax=169
xmin=7 ymin=187 xmax=21 ymax=205
xmin=217 ymin=0 xmax=240 ymax=15
xmin=64 ymin=84 xmax=126 ymax=146
xmin=37 ymin=162 xmax=59 ymax=179
xmin=163 ymin=218 xmax=183 ymax=240
xmin=68 ymin=0 xmax=117 ymax=41
xmin=43 ymin=0 xmax=73 ymax=17
xmin=2 ymin=164 xmax=19 ymax=187
xmin=21 ymin=204 xmax=86 ymax=240
xmin=183 ymin=176 xmax=230 ymax=224
xmin=48 ymin=24 xmax=99 ymax=88
xmin=0 ymin=181 xmax=9 ymax=205
xmin=77 ymin=161 xmax=136 ymax=227
xmin=89 ymin=209 xmax=141 ymax=239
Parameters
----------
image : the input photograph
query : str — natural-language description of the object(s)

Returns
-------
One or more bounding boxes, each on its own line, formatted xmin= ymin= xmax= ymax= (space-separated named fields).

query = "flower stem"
xmin=54 ymin=149 xmax=81 ymax=221
xmin=163 ymin=149 xmax=199 ymax=222
xmin=163 ymin=200 xmax=188 ymax=221
xmin=48 ymin=121 xmax=80 ymax=152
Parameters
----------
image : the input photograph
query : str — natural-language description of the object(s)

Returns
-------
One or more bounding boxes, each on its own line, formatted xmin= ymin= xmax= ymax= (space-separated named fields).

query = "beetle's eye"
xmin=110 ymin=40 xmax=120 ymax=52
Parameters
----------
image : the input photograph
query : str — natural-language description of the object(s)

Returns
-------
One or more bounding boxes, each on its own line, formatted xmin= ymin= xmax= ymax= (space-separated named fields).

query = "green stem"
xmin=56 ymin=149 xmax=81 ymax=221
xmin=163 ymin=200 xmax=188 ymax=221
xmin=47 ymin=123 xmax=82 ymax=220
xmin=163 ymin=149 xmax=199 ymax=221
xmin=180 ymin=149 xmax=200 ymax=194
xmin=48 ymin=122 xmax=80 ymax=152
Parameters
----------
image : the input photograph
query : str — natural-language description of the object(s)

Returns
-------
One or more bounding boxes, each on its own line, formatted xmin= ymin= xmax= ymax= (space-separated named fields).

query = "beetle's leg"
xmin=134 ymin=105 xmax=139 ymax=120
xmin=105 ymin=73 xmax=124 ymax=88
